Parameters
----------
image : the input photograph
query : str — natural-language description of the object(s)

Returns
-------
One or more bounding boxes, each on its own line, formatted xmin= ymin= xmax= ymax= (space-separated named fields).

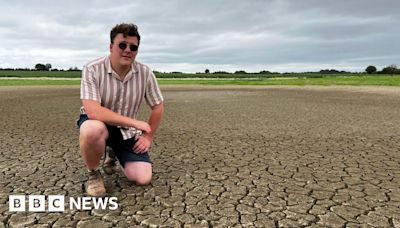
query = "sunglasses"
xmin=117 ymin=42 xmax=138 ymax=52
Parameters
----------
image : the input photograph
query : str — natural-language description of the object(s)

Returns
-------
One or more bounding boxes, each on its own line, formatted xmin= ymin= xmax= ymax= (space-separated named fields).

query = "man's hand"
xmin=133 ymin=102 xmax=164 ymax=154
xmin=133 ymin=134 xmax=152 ymax=153
xmin=133 ymin=120 xmax=151 ymax=133
xmin=82 ymin=100 xmax=154 ymax=134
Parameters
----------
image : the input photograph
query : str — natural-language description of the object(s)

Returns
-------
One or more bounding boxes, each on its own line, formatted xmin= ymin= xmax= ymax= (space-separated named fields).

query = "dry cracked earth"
xmin=0 ymin=85 xmax=399 ymax=227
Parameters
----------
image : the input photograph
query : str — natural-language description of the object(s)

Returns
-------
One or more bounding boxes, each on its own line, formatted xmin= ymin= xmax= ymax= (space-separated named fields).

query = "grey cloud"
xmin=0 ymin=0 xmax=399 ymax=72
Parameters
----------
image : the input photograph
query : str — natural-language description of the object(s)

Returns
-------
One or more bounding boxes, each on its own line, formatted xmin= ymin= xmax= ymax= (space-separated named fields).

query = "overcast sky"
xmin=1 ymin=0 xmax=399 ymax=73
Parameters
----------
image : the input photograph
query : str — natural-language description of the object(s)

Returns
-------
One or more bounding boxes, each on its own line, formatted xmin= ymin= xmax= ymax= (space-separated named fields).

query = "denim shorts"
xmin=77 ymin=114 xmax=151 ymax=167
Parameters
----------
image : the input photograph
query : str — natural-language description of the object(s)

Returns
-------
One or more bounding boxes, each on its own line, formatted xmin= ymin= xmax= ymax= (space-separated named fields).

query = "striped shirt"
xmin=80 ymin=56 xmax=164 ymax=140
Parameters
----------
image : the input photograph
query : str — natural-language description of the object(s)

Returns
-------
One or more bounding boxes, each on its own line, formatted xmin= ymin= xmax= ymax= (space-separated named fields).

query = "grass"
xmin=1 ymin=76 xmax=400 ymax=86
xmin=159 ymin=76 xmax=400 ymax=86
xmin=0 ymin=70 xmax=388 ymax=79
xmin=0 ymin=70 xmax=81 ymax=78
xmin=0 ymin=79 xmax=80 ymax=86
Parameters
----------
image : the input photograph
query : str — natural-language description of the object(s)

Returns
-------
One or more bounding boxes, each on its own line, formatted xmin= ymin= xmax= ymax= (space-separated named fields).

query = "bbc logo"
xmin=9 ymin=195 xmax=65 ymax=212
xmin=9 ymin=195 xmax=118 ymax=212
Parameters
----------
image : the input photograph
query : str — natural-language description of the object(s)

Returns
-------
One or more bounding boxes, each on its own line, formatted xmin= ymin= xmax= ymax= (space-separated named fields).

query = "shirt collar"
xmin=106 ymin=56 xmax=113 ymax=75
xmin=106 ymin=56 xmax=138 ymax=80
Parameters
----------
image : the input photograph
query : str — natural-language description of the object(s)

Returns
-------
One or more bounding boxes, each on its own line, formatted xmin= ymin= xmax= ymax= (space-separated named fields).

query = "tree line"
xmin=33 ymin=63 xmax=80 ymax=71
xmin=171 ymin=64 xmax=400 ymax=75
xmin=0 ymin=63 xmax=399 ymax=75
xmin=365 ymin=65 xmax=400 ymax=75
xmin=0 ymin=63 xmax=80 ymax=72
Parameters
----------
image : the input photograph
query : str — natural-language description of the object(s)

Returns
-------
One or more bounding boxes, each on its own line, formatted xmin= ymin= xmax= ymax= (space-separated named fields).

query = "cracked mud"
xmin=0 ymin=85 xmax=399 ymax=227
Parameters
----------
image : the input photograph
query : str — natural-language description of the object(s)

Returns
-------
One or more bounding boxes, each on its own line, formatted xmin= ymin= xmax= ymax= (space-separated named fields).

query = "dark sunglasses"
xmin=118 ymin=42 xmax=138 ymax=52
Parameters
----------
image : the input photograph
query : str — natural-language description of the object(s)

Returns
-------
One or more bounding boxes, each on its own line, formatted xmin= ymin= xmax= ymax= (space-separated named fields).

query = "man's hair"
xmin=110 ymin=23 xmax=141 ymax=45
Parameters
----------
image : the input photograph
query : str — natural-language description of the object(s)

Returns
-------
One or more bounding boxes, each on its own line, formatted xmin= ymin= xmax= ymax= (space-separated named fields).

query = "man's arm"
xmin=82 ymin=99 xmax=151 ymax=133
xmin=133 ymin=102 xmax=164 ymax=153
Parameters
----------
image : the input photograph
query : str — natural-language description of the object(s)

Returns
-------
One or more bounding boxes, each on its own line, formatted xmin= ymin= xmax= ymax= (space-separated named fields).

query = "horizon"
xmin=0 ymin=65 xmax=390 ymax=74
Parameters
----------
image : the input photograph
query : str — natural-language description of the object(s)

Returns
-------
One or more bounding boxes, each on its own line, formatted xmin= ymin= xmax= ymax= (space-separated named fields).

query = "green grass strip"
xmin=1 ymin=76 xmax=400 ymax=86
xmin=0 ymin=79 xmax=80 ymax=86
xmin=158 ymin=76 xmax=400 ymax=86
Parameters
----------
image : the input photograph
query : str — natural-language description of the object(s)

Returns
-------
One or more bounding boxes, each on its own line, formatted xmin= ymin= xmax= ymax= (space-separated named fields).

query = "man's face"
xmin=110 ymin=33 xmax=139 ymax=66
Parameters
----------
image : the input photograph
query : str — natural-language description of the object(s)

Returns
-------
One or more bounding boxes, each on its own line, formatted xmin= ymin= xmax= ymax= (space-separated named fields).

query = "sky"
xmin=0 ymin=0 xmax=399 ymax=73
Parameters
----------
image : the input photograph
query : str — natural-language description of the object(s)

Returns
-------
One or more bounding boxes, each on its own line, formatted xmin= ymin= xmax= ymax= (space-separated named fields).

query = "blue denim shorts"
xmin=77 ymin=114 xmax=151 ymax=167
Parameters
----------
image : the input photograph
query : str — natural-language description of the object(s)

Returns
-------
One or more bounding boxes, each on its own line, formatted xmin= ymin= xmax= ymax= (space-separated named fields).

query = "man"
xmin=77 ymin=23 xmax=164 ymax=197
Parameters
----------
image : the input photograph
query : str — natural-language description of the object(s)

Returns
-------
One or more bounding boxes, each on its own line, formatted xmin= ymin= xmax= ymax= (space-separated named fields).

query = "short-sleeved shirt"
xmin=80 ymin=56 xmax=164 ymax=140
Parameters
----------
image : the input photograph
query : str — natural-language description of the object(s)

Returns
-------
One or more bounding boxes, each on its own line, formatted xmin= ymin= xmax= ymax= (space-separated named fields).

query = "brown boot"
xmin=86 ymin=170 xmax=106 ymax=197
xmin=103 ymin=147 xmax=118 ymax=175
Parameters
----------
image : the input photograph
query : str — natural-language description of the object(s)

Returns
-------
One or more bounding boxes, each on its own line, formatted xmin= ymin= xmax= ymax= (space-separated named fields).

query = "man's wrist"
xmin=143 ymin=133 xmax=154 ymax=140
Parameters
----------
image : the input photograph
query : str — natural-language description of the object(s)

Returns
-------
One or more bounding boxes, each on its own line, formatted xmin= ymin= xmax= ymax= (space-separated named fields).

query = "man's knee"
xmin=124 ymin=163 xmax=152 ymax=185
xmin=125 ymin=170 xmax=152 ymax=185
xmin=79 ymin=120 xmax=108 ymax=144
xmin=133 ymin=175 xmax=152 ymax=186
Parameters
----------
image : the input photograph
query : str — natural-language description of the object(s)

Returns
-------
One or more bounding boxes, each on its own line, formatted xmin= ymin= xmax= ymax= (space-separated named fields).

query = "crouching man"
xmin=77 ymin=23 xmax=164 ymax=197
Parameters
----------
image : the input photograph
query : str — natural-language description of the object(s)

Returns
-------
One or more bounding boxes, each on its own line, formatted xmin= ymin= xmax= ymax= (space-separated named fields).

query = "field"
xmin=0 ymin=85 xmax=399 ymax=227
xmin=1 ymin=70 xmax=400 ymax=86
xmin=0 ymin=70 xmax=81 ymax=78
xmin=1 ymin=76 xmax=400 ymax=86
xmin=158 ymin=76 xmax=400 ymax=86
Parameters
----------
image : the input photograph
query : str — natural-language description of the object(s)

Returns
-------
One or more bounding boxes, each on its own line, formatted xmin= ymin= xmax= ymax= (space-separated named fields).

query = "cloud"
xmin=0 ymin=0 xmax=399 ymax=72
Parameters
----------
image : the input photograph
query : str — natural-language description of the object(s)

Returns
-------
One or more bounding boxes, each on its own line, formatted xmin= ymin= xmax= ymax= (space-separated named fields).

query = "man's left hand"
xmin=133 ymin=135 xmax=152 ymax=153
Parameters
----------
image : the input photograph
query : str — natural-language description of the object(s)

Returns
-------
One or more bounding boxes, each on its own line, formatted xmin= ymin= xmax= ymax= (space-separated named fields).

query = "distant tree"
xmin=205 ymin=69 xmax=210 ymax=74
xmin=45 ymin=63 xmax=52 ymax=71
xmin=212 ymin=71 xmax=230 ymax=74
xmin=365 ymin=65 xmax=377 ymax=74
xmin=234 ymin=70 xmax=247 ymax=74
xmin=35 ymin=63 xmax=46 ymax=71
xmin=68 ymin=67 xmax=80 ymax=71
xmin=381 ymin=64 xmax=398 ymax=75
xmin=259 ymin=70 xmax=271 ymax=74
xmin=319 ymin=69 xmax=339 ymax=74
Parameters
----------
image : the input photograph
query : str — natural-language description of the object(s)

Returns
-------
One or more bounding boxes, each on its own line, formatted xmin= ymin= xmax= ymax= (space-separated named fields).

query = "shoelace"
xmin=89 ymin=171 xmax=100 ymax=181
